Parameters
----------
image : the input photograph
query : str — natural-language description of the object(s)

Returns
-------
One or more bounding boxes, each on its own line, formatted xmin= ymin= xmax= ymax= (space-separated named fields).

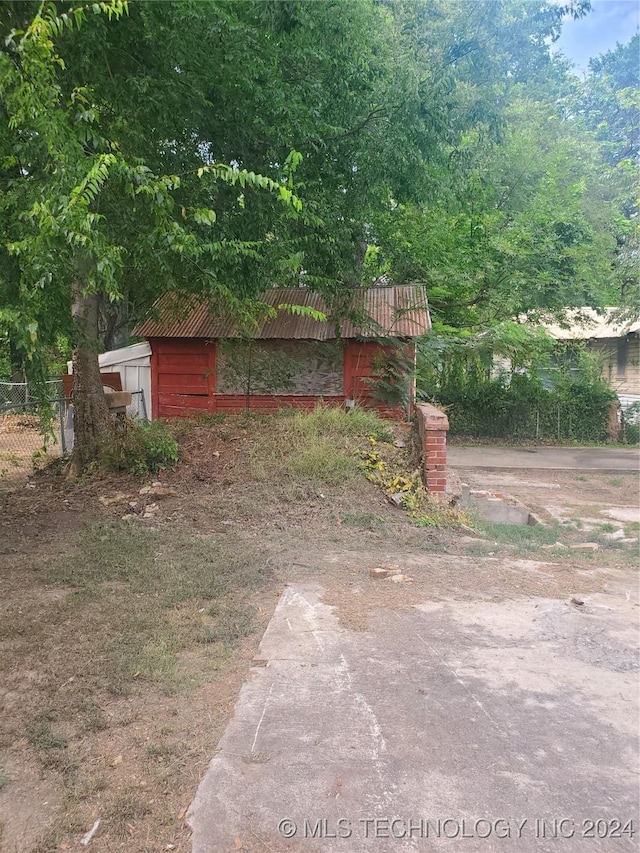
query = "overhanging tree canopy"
xmin=0 ymin=0 xmax=634 ymax=469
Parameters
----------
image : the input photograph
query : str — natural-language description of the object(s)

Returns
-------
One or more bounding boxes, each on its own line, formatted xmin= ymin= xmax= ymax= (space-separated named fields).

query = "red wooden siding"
xmin=343 ymin=341 xmax=391 ymax=401
xmin=343 ymin=340 xmax=415 ymax=417
xmin=150 ymin=338 xmax=215 ymax=419
xmin=150 ymin=338 xmax=412 ymax=419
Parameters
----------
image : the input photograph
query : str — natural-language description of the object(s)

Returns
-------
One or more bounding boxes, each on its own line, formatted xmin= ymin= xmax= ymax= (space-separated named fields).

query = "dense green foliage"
xmin=0 ymin=0 xmax=636 ymax=459
xmin=99 ymin=419 xmax=179 ymax=475
xmin=419 ymin=324 xmax=619 ymax=442
xmin=431 ymin=373 xmax=616 ymax=443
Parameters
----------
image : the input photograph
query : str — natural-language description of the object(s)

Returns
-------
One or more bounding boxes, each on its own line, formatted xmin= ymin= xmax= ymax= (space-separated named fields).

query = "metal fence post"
xmin=58 ymin=399 xmax=66 ymax=455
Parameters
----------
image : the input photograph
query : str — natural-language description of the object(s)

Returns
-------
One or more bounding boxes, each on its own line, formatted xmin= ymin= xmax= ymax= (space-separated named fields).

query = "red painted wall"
xmin=343 ymin=340 xmax=415 ymax=418
xmin=149 ymin=338 xmax=413 ymax=419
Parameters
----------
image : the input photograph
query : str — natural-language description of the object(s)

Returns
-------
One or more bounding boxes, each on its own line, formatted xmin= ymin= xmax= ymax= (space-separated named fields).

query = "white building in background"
xmin=67 ymin=341 xmax=152 ymax=420
xmin=538 ymin=308 xmax=640 ymax=419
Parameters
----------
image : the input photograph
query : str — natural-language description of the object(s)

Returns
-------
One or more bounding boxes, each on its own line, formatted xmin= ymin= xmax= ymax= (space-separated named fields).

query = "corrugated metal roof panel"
xmin=134 ymin=285 xmax=431 ymax=340
xmin=536 ymin=308 xmax=640 ymax=340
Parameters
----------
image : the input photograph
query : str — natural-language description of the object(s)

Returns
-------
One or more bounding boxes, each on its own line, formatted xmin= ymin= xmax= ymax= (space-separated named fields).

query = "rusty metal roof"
xmin=134 ymin=285 xmax=431 ymax=340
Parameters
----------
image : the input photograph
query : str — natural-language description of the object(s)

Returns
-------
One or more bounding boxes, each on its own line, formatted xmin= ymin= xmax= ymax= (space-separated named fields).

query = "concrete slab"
xmin=188 ymin=584 xmax=639 ymax=852
xmin=459 ymin=489 xmax=538 ymax=525
xmin=448 ymin=446 xmax=640 ymax=471
xmin=600 ymin=507 xmax=640 ymax=524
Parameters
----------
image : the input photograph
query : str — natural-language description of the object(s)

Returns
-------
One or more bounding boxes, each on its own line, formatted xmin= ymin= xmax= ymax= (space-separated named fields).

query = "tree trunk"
xmin=69 ymin=262 xmax=111 ymax=475
xmin=9 ymin=340 xmax=25 ymax=384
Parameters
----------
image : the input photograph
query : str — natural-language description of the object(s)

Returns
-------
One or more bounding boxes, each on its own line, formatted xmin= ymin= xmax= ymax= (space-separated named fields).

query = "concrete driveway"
xmin=447 ymin=445 xmax=640 ymax=471
xmin=188 ymin=582 xmax=639 ymax=852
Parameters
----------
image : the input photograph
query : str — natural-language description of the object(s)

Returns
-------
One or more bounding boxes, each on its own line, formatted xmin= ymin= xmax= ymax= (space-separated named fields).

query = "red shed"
xmin=134 ymin=285 xmax=430 ymax=419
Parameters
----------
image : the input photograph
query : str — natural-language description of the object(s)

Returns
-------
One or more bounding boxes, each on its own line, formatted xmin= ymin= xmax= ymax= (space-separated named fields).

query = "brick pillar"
xmin=416 ymin=403 xmax=449 ymax=493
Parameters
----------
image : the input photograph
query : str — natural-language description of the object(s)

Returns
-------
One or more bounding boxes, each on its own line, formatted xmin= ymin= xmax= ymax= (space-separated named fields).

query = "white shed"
xmin=67 ymin=342 xmax=152 ymax=419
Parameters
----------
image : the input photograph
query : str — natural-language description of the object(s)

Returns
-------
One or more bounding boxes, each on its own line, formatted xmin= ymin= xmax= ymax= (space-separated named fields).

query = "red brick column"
xmin=416 ymin=403 xmax=449 ymax=493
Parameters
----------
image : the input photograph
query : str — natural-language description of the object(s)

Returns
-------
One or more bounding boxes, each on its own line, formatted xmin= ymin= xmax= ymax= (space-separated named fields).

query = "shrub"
xmin=425 ymin=372 xmax=616 ymax=443
xmin=100 ymin=420 xmax=178 ymax=476
xmin=289 ymin=404 xmax=392 ymax=441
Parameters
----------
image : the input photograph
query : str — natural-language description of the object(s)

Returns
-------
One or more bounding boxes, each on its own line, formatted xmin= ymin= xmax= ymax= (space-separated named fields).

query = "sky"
xmin=554 ymin=0 xmax=640 ymax=72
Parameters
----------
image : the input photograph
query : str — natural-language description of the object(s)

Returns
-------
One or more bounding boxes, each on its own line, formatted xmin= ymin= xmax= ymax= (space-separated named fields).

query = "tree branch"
xmin=323 ymin=105 xmax=387 ymax=143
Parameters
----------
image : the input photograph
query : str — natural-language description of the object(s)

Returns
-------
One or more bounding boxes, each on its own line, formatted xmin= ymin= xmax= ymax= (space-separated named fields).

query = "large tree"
xmin=358 ymin=0 xmax=625 ymax=327
xmin=577 ymin=34 xmax=639 ymax=307
xmin=0 ymin=1 xmax=301 ymax=470
xmin=1 ymin=0 xmax=630 ymax=465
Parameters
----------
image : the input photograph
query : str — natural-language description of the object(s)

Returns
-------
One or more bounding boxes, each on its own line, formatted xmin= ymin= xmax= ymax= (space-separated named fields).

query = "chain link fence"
xmin=0 ymin=398 xmax=67 ymax=481
xmin=438 ymin=398 xmax=619 ymax=443
xmin=0 ymin=388 xmax=148 ymax=480
xmin=444 ymin=400 xmax=629 ymax=444
xmin=0 ymin=380 xmax=63 ymax=406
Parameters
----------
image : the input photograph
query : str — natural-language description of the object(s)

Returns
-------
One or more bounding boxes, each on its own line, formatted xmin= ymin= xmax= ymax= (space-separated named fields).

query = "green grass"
xmin=251 ymin=405 xmax=390 ymax=485
xmin=26 ymin=720 xmax=68 ymax=751
xmin=341 ymin=511 xmax=387 ymax=530
xmin=32 ymin=520 xmax=266 ymax=696
xmin=104 ymin=790 xmax=151 ymax=839
xmin=288 ymin=405 xmax=393 ymax=441
xmin=476 ymin=521 xmax=560 ymax=554
xmin=608 ymin=476 xmax=624 ymax=487
xmin=283 ymin=438 xmax=359 ymax=484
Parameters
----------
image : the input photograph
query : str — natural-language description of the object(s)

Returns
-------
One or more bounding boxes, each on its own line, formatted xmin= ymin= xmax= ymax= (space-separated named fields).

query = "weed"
xmin=599 ymin=522 xmax=617 ymax=533
xmin=284 ymin=438 xmax=359 ymax=484
xmin=250 ymin=405 xmax=395 ymax=485
xmin=146 ymin=741 xmax=176 ymax=761
xmin=585 ymin=533 xmax=629 ymax=552
xmin=476 ymin=522 xmax=559 ymax=553
xmin=341 ymin=512 xmax=386 ymax=530
xmin=99 ymin=419 xmax=179 ymax=476
xmin=608 ymin=476 xmax=624 ymax=487
xmin=200 ymin=601 xmax=255 ymax=645
xmin=105 ymin=790 xmax=151 ymax=839
xmin=26 ymin=720 xmax=67 ymax=751
xmin=288 ymin=405 xmax=389 ymax=439
xmin=357 ymin=444 xmax=467 ymax=527
xmin=196 ymin=412 xmax=227 ymax=426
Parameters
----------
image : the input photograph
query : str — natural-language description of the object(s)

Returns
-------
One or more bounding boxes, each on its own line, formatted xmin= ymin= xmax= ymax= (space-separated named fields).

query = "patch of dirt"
xmin=455 ymin=467 xmax=639 ymax=521
xmin=0 ymin=754 xmax=61 ymax=852
xmin=0 ymin=416 xmax=637 ymax=852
